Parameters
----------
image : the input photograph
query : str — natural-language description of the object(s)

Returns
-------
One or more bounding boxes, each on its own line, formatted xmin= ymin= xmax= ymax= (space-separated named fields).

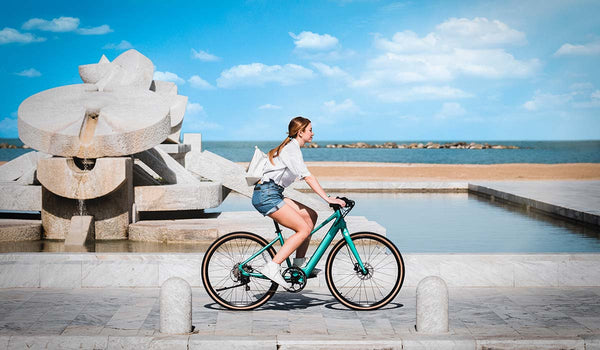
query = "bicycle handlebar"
xmin=329 ymin=196 xmax=355 ymax=212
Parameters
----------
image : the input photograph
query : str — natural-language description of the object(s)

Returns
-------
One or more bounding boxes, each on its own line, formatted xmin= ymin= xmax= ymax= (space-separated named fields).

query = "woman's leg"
xmin=268 ymin=203 xmax=312 ymax=264
xmin=282 ymin=198 xmax=317 ymax=258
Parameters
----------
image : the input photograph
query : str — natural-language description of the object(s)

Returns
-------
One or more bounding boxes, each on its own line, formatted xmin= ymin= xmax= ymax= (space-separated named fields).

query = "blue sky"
xmin=1 ymin=0 xmax=599 ymax=141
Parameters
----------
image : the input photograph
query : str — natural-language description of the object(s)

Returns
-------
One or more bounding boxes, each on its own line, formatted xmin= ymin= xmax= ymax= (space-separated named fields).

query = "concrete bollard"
xmin=160 ymin=277 xmax=192 ymax=334
xmin=416 ymin=276 xmax=449 ymax=333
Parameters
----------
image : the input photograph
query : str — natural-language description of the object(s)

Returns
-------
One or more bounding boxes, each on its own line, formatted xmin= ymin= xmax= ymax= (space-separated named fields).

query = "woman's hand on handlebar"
xmin=327 ymin=197 xmax=346 ymax=207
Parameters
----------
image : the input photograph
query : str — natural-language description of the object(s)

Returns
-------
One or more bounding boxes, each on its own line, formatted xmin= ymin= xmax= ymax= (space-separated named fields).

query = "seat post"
xmin=273 ymin=220 xmax=282 ymax=233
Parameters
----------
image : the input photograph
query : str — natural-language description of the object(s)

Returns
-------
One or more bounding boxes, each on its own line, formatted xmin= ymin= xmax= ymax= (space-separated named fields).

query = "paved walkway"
xmin=1 ymin=286 xmax=599 ymax=346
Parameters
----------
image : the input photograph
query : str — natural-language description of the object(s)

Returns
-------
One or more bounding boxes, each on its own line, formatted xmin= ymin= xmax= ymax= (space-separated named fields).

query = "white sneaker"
xmin=260 ymin=261 xmax=288 ymax=288
xmin=293 ymin=257 xmax=320 ymax=278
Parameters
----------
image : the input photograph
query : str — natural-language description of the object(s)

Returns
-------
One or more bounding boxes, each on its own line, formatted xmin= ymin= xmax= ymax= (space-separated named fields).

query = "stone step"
xmin=134 ymin=182 xmax=223 ymax=212
xmin=128 ymin=211 xmax=386 ymax=243
xmin=0 ymin=219 xmax=42 ymax=241
xmin=0 ymin=183 xmax=41 ymax=211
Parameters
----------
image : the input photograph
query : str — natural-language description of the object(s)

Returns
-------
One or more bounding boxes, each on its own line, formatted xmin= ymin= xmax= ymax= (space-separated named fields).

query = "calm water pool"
xmin=1 ymin=192 xmax=598 ymax=253
xmin=207 ymin=192 xmax=600 ymax=253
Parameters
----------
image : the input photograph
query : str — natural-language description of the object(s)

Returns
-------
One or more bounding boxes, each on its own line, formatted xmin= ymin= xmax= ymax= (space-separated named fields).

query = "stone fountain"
xmin=0 ymin=50 xmax=381 ymax=247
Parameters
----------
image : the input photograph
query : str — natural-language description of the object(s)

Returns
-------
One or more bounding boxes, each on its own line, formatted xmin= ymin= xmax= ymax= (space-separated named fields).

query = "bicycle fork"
xmin=341 ymin=227 xmax=369 ymax=275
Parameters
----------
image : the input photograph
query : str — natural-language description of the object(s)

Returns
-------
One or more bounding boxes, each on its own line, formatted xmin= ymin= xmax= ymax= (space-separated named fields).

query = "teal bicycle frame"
xmin=238 ymin=207 xmax=368 ymax=280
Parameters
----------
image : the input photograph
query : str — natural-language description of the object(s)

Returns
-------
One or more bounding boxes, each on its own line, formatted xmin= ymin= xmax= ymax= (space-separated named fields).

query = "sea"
xmin=1 ymin=138 xmax=599 ymax=164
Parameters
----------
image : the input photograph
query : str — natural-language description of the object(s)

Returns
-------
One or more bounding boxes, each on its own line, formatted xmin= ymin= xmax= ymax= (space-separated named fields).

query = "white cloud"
xmin=368 ymin=19 xmax=537 ymax=85
xmin=554 ymin=40 xmax=600 ymax=56
xmin=375 ymin=18 xmax=526 ymax=53
xmin=188 ymin=75 xmax=214 ymax=89
xmin=359 ymin=49 xmax=538 ymax=87
xmin=311 ymin=62 xmax=352 ymax=81
xmin=289 ymin=31 xmax=339 ymax=50
xmin=186 ymin=102 xmax=205 ymax=115
xmin=592 ymin=90 xmax=600 ymax=100
xmin=0 ymin=27 xmax=45 ymax=45
xmin=374 ymin=31 xmax=439 ymax=53
xmin=356 ymin=17 xmax=537 ymax=103
xmin=217 ymin=63 xmax=315 ymax=88
xmin=523 ymin=91 xmax=574 ymax=111
xmin=22 ymin=16 xmax=111 ymax=35
xmin=23 ymin=17 xmax=79 ymax=32
xmin=77 ymin=25 xmax=112 ymax=35
xmin=103 ymin=40 xmax=133 ymax=50
xmin=323 ymin=99 xmax=360 ymax=114
xmin=15 ymin=68 xmax=41 ymax=77
xmin=259 ymin=104 xmax=282 ymax=110
xmin=191 ymin=48 xmax=219 ymax=61
xmin=375 ymin=85 xmax=473 ymax=102
xmin=435 ymin=102 xmax=466 ymax=119
xmin=435 ymin=17 xmax=527 ymax=47
xmin=154 ymin=71 xmax=185 ymax=85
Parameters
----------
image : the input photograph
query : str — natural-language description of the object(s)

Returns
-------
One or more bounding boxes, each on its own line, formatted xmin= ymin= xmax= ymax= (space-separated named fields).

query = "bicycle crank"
xmin=282 ymin=266 xmax=307 ymax=292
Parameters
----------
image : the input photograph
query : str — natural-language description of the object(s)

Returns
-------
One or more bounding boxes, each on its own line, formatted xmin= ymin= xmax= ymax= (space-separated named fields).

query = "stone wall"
xmin=1 ymin=253 xmax=598 ymax=288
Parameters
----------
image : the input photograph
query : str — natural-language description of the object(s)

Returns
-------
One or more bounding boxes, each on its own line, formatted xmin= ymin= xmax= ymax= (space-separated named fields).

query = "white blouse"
xmin=261 ymin=138 xmax=311 ymax=188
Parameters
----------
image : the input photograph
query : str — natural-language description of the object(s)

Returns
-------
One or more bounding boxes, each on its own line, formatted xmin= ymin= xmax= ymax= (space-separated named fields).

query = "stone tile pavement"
xmin=0 ymin=286 xmax=599 ymax=349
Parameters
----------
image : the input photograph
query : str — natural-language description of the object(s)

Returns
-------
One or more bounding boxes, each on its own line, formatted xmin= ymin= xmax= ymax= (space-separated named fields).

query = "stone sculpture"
xmin=0 ymin=49 xmax=332 ymax=245
xmin=9 ymin=49 xmax=216 ymax=241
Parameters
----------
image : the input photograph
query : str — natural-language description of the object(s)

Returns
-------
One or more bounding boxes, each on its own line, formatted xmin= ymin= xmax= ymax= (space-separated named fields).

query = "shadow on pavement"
xmin=203 ymin=289 xmax=404 ymax=311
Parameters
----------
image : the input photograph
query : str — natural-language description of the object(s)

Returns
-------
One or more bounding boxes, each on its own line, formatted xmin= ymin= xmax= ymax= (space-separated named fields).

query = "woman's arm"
xmin=304 ymin=175 xmax=345 ymax=206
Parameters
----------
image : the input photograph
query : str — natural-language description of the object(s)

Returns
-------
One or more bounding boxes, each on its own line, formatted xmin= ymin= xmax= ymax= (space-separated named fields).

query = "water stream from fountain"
xmin=76 ymin=109 xmax=99 ymax=217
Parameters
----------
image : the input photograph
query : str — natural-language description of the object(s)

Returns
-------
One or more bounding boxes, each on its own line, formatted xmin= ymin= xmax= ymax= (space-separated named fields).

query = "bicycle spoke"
xmin=327 ymin=233 xmax=403 ymax=309
xmin=203 ymin=232 xmax=277 ymax=310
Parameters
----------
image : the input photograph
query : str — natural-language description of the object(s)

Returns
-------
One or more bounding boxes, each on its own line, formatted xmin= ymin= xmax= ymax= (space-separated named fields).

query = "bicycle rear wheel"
xmin=325 ymin=232 xmax=404 ymax=310
xmin=202 ymin=231 xmax=277 ymax=310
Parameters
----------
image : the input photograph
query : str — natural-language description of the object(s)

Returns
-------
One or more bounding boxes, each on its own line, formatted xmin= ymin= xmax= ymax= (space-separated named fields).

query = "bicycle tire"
xmin=325 ymin=232 xmax=405 ymax=310
xmin=202 ymin=231 xmax=278 ymax=310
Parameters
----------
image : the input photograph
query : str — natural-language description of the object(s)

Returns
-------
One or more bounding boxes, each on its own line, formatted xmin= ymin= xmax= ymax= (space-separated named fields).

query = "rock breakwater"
xmin=304 ymin=142 xmax=519 ymax=149
xmin=0 ymin=143 xmax=19 ymax=149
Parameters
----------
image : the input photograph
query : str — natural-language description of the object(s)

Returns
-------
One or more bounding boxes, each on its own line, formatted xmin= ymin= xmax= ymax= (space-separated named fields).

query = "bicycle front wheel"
xmin=325 ymin=232 xmax=405 ymax=310
xmin=202 ymin=231 xmax=277 ymax=310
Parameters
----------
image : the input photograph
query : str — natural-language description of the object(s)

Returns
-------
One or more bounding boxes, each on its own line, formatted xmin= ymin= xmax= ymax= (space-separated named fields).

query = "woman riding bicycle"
xmin=253 ymin=116 xmax=345 ymax=287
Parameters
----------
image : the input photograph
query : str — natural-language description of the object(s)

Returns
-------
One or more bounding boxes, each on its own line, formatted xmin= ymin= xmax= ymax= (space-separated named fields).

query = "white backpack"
xmin=245 ymin=146 xmax=268 ymax=186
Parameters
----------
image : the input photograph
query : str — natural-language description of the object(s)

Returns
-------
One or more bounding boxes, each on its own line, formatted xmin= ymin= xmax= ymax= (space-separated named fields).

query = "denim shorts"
xmin=252 ymin=180 xmax=285 ymax=216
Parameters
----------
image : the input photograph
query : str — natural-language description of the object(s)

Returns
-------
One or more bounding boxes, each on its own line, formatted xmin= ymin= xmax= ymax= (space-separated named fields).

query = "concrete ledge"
xmin=0 ymin=219 xmax=41 ymax=241
xmin=0 ymin=183 xmax=41 ymax=211
xmin=128 ymin=220 xmax=219 ymax=242
xmin=1 ymin=253 xmax=599 ymax=289
xmin=469 ymin=183 xmax=599 ymax=226
xmin=293 ymin=181 xmax=468 ymax=192
xmin=156 ymin=143 xmax=191 ymax=154
xmin=135 ymin=183 xmax=222 ymax=211
xmin=128 ymin=211 xmax=385 ymax=242
xmin=0 ymin=334 xmax=598 ymax=350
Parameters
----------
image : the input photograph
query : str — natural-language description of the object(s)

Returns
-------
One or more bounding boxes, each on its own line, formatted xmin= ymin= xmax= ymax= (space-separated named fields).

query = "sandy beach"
xmin=2 ymin=160 xmax=599 ymax=181
xmin=306 ymin=162 xmax=600 ymax=181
